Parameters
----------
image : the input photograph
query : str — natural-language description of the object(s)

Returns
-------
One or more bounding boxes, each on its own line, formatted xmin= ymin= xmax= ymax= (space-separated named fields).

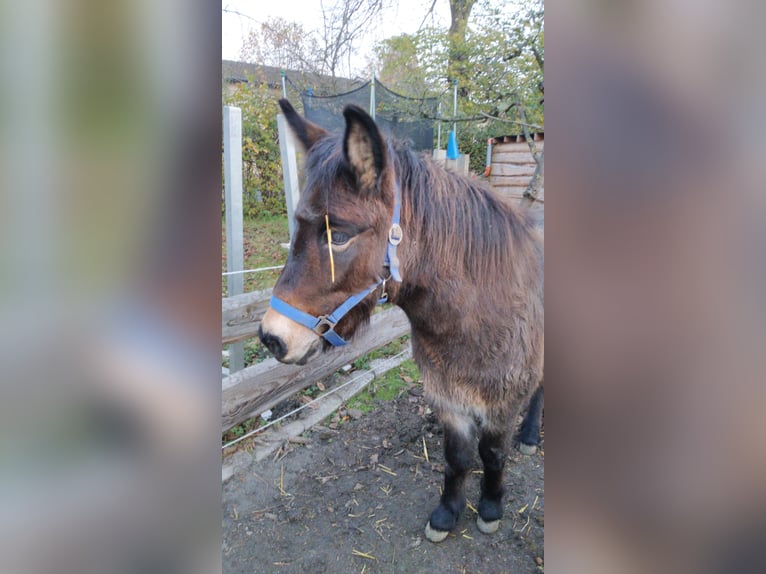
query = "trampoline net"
xmin=300 ymin=79 xmax=438 ymax=151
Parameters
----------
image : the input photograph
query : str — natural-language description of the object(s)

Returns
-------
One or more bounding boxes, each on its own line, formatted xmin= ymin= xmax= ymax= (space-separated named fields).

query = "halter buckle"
xmin=314 ymin=316 xmax=335 ymax=335
xmin=388 ymin=223 xmax=403 ymax=246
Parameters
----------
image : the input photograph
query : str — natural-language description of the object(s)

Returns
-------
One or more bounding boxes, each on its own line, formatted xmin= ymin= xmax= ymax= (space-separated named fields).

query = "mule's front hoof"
xmin=476 ymin=516 xmax=500 ymax=534
xmin=518 ymin=442 xmax=538 ymax=455
xmin=425 ymin=521 xmax=450 ymax=543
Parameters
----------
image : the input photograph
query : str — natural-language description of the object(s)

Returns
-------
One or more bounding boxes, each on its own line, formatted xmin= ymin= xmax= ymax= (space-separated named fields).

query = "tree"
xmin=235 ymin=2 xmax=385 ymax=79
xmin=447 ymin=0 xmax=477 ymax=94
xmin=239 ymin=17 xmax=321 ymax=74
xmin=227 ymin=0 xmax=544 ymax=181
xmin=319 ymin=0 xmax=384 ymax=78
xmin=370 ymin=33 xmax=442 ymax=96
xmin=368 ymin=0 xmax=543 ymax=175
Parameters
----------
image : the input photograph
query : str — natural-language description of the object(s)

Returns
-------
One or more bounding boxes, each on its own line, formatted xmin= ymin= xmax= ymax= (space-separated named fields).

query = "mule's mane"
xmin=390 ymin=140 xmax=541 ymax=286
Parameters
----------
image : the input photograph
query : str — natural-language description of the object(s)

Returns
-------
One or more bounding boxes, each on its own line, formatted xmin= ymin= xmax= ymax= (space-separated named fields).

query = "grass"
xmin=352 ymin=334 xmax=409 ymax=371
xmin=346 ymin=358 xmax=420 ymax=415
xmin=222 ymin=214 xmax=289 ymax=295
xmin=223 ymin=415 xmax=264 ymax=443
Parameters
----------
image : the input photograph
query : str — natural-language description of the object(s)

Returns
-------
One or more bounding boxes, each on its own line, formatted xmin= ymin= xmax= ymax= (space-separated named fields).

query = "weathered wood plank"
xmin=489 ymin=175 xmax=536 ymax=188
xmin=489 ymin=163 xmax=536 ymax=177
xmin=496 ymin=192 xmax=528 ymax=201
xmin=222 ymin=288 xmax=273 ymax=344
xmin=222 ymin=307 xmax=412 ymax=431
xmin=492 ymin=141 xmax=545 ymax=154
xmin=493 ymin=187 xmax=545 ymax=202
xmin=491 ymin=151 xmax=538 ymax=165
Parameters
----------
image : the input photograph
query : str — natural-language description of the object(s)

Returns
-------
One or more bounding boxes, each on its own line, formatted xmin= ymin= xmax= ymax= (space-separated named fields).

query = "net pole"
xmin=437 ymin=101 xmax=442 ymax=149
xmin=370 ymin=74 xmax=376 ymax=120
xmin=452 ymin=78 xmax=458 ymax=134
xmin=280 ymin=70 xmax=287 ymax=98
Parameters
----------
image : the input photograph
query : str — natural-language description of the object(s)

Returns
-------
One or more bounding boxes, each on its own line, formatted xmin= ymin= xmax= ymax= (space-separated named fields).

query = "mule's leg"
xmin=424 ymin=417 xmax=473 ymax=543
xmin=517 ymin=384 xmax=544 ymax=455
xmin=476 ymin=428 xmax=508 ymax=534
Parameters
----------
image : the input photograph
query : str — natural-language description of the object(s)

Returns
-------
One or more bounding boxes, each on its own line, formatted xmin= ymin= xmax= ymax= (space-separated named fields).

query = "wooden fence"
xmin=222 ymin=290 xmax=411 ymax=432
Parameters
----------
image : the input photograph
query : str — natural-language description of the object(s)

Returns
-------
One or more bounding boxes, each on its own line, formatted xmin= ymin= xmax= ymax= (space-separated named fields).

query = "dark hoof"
xmin=519 ymin=442 xmax=538 ymax=455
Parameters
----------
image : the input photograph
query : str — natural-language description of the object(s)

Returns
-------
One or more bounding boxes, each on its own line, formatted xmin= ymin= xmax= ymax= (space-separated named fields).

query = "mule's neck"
xmin=383 ymin=147 xmax=538 ymax=315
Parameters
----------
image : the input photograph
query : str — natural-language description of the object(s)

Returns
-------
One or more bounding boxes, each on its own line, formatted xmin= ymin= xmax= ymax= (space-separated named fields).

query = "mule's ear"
xmin=342 ymin=104 xmax=387 ymax=190
xmin=279 ymin=99 xmax=327 ymax=151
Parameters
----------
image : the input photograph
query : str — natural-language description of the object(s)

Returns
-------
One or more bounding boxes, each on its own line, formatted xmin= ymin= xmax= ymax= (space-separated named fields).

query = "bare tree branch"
xmin=478 ymin=112 xmax=543 ymax=131
xmin=320 ymin=0 xmax=383 ymax=78
xmin=222 ymin=7 xmax=257 ymax=22
xmin=417 ymin=0 xmax=439 ymax=32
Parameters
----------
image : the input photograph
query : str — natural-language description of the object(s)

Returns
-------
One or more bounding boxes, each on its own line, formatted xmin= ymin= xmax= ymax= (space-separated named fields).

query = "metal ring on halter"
xmin=388 ymin=223 xmax=403 ymax=246
xmin=377 ymin=276 xmax=389 ymax=304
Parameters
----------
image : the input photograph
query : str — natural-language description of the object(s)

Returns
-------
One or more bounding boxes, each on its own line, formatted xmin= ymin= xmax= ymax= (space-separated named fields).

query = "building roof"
xmin=222 ymin=60 xmax=364 ymax=96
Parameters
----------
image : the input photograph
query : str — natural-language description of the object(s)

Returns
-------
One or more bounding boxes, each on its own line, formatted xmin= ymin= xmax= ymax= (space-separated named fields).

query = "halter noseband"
xmin=269 ymin=184 xmax=403 ymax=347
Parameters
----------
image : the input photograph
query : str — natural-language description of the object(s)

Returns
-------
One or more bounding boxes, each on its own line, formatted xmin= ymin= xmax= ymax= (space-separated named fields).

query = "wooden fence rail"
xmin=222 ymin=289 xmax=412 ymax=432
xmin=222 ymin=288 xmax=273 ymax=345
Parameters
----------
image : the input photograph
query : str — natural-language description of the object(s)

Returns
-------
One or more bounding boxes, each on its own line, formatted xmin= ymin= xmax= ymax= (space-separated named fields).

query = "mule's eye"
xmin=331 ymin=231 xmax=351 ymax=246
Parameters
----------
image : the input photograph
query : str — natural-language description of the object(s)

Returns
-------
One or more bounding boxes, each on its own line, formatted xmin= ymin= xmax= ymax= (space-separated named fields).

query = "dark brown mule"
xmin=260 ymin=100 xmax=544 ymax=542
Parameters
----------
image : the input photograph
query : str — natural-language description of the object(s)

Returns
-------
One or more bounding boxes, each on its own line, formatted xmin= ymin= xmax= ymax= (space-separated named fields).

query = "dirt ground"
xmin=222 ymin=385 xmax=544 ymax=574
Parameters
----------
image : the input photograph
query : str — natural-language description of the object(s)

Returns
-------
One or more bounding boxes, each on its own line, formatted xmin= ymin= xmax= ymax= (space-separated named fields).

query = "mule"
xmin=259 ymin=99 xmax=544 ymax=542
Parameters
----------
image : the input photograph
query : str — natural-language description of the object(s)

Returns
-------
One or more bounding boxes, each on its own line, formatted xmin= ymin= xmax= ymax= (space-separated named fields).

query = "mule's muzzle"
xmin=259 ymin=309 xmax=324 ymax=365
xmin=258 ymin=326 xmax=287 ymax=361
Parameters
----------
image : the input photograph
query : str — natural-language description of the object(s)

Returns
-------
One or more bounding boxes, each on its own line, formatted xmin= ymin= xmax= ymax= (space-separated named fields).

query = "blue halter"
xmin=269 ymin=184 xmax=403 ymax=347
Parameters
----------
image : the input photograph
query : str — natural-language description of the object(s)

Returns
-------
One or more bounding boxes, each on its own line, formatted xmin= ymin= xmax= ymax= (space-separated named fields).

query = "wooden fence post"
xmin=223 ymin=105 xmax=245 ymax=373
xmin=277 ymin=113 xmax=300 ymax=241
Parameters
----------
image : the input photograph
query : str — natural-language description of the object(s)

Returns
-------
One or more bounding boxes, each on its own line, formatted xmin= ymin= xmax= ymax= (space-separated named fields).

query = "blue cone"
xmin=446 ymin=130 xmax=460 ymax=159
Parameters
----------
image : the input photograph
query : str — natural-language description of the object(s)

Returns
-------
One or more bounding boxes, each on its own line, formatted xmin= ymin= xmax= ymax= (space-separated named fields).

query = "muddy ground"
xmin=222 ymin=383 xmax=544 ymax=574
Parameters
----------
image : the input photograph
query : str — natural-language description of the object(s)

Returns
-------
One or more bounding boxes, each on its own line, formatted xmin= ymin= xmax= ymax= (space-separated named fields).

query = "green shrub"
xmin=223 ymin=80 xmax=286 ymax=219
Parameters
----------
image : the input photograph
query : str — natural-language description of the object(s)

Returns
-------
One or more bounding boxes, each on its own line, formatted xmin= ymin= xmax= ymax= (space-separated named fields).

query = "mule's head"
xmin=259 ymin=99 xmax=395 ymax=364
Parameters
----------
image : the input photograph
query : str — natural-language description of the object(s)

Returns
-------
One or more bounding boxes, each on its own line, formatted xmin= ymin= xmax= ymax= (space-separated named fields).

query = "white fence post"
xmin=223 ymin=105 xmax=245 ymax=373
xmin=277 ymin=113 xmax=300 ymax=240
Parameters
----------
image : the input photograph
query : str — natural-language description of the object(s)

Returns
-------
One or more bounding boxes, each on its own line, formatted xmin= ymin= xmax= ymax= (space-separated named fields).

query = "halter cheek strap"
xmin=270 ymin=184 xmax=403 ymax=347
xmin=385 ymin=183 xmax=403 ymax=282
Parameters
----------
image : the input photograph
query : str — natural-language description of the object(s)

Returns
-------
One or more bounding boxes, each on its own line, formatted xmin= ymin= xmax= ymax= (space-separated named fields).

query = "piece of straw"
xmin=325 ymin=213 xmax=335 ymax=283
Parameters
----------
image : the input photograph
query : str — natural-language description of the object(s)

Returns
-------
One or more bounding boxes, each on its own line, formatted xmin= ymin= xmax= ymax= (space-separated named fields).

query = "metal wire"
xmin=222 ymin=265 xmax=284 ymax=277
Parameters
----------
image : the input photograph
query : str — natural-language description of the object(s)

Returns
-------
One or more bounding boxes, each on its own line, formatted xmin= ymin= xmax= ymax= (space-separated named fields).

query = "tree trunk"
xmin=447 ymin=0 xmax=477 ymax=94
xmin=516 ymin=98 xmax=544 ymax=203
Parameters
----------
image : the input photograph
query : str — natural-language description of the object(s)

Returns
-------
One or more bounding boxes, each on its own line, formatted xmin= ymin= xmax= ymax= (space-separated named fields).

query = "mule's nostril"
xmin=259 ymin=328 xmax=287 ymax=360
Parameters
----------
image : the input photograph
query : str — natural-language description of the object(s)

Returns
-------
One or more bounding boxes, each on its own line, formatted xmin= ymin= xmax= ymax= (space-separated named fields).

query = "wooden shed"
xmin=487 ymin=133 xmax=544 ymax=204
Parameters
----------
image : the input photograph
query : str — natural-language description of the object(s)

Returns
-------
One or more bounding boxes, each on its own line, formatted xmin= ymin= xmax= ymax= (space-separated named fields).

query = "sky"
xmin=221 ymin=0 xmax=452 ymax=65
